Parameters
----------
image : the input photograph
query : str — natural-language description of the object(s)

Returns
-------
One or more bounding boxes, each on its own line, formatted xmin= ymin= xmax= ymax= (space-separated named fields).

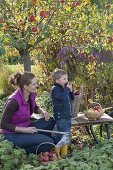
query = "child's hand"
xmin=66 ymin=83 xmax=72 ymax=91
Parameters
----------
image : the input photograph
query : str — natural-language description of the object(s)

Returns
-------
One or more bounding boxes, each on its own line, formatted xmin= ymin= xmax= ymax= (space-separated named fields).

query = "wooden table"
xmin=71 ymin=113 xmax=113 ymax=144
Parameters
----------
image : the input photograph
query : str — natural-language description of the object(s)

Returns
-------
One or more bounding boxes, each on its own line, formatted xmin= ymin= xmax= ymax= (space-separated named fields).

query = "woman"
xmin=1 ymin=72 xmax=55 ymax=154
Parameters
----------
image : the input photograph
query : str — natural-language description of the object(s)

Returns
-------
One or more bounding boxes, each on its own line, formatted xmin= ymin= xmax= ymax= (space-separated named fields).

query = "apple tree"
xmin=36 ymin=0 xmax=113 ymax=104
xmin=0 ymin=0 xmax=63 ymax=71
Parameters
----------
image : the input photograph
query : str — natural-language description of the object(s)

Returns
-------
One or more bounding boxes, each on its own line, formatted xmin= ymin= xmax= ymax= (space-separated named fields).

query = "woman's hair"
xmin=9 ymin=72 xmax=35 ymax=88
xmin=52 ymin=68 xmax=67 ymax=83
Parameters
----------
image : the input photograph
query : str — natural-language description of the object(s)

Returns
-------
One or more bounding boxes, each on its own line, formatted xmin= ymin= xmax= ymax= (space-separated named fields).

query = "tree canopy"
xmin=0 ymin=0 xmax=113 ymax=72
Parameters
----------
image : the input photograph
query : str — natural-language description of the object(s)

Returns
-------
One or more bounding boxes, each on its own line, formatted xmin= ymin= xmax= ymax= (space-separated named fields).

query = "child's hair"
xmin=52 ymin=68 xmax=67 ymax=83
xmin=9 ymin=72 xmax=35 ymax=89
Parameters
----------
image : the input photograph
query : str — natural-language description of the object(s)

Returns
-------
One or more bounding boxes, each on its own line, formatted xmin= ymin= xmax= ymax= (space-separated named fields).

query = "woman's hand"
xmin=15 ymin=127 xmax=38 ymax=134
xmin=39 ymin=108 xmax=50 ymax=121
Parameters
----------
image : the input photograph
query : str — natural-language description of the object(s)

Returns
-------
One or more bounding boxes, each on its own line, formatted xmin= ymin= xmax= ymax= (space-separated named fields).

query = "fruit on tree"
xmin=31 ymin=26 xmax=37 ymax=32
xmin=108 ymin=37 xmax=113 ymax=43
xmin=28 ymin=15 xmax=35 ymax=22
xmin=60 ymin=0 xmax=65 ymax=3
xmin=0 ymin=17 xmax=4 ymax=23
xmin=91 ymin=56 xmax=95 ymax=62
xmin=40 ymin=11 xmax=49 ymax=18
xmin=72 ymin=1 xmax=81 ymax=7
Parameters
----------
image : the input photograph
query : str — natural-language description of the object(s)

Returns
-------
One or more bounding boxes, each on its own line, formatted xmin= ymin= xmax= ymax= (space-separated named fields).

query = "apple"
xmin=49 ymin=151 xmax=57 ymax=161
xmin=93 ymin=106 xmax=101 ymax=111
xmin=91 ymin=56 xmax=95 ymax=62
xmin=31 ymin=26 xmax=37 ymax=32
xmin=108 ymin=37 xmax=113 ymax=43
xmin=49 ymin=151 xmax=57 ymax=157
xmin=39 ymin=154 xmax=44 ymax=162
xmin=28 ymin=15 xmax=35 ymax=22
xmin=40 ymin=11 xmax=49 ymax=18
xmin=0 ymin=17 xmax=4 ymax=23
xmin=60 ymin=0 xmax=65 ymax=3
xmin=40 ymin=11 xmax=44 ymax=17
xmin=94 ymin=110 xmax=99 ymax=113
xmin=49 ymin=155 xmax=57 ymax=161
xmin=88 ymin=108 xmax=94 ymax=113
xmin=43 ymin=152 xmax=50 ymax=156
xmin=43 ymin=155 xmax=49 ymax=162
xmin=72 ymin=1 xmax=81 ymax=7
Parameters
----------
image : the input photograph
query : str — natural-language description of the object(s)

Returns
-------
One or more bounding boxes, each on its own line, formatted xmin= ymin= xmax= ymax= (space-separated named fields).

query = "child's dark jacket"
xmin=51 ymin=83 xmax=74 ymax=120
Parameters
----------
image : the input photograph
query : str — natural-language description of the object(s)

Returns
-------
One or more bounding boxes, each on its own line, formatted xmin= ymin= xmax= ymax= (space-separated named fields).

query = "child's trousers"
xmin=55 ymin=118 xmax=71 ymax=144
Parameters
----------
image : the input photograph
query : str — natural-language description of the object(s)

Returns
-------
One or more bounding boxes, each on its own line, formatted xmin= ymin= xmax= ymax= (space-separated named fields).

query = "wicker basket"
xmin=84 ymin=102 xmax=104 ymax=120
xmin=36 ymin=142 xmax=61 ymax=165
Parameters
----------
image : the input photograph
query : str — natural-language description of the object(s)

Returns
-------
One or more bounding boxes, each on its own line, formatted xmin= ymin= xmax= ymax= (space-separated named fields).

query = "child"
xmin=51 ymin=68 xmax=74 ymax=157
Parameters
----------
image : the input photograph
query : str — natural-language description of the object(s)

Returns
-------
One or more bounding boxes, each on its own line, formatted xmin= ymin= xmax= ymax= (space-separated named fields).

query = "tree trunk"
xmin=19 ymin=50 xmax=31 ymax=72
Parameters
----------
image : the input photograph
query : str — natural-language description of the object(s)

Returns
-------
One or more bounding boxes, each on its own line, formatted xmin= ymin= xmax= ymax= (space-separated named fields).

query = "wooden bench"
xmin=71 ymin=112 xmax=113 ymax=143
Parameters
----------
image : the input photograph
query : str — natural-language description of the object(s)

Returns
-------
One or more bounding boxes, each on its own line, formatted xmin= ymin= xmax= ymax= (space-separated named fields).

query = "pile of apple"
xmin=88 ymin=105 xmax=101 ymax=114
xmin=39 ymin=151 xmax=57 ymax=164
